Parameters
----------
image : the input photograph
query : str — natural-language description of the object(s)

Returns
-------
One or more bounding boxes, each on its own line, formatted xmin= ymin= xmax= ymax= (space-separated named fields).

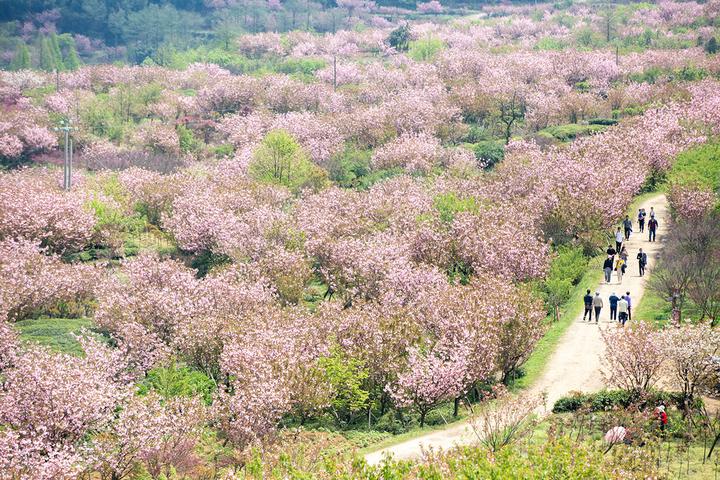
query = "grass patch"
xmin=15 ymin=317 xmax=105 ymax=355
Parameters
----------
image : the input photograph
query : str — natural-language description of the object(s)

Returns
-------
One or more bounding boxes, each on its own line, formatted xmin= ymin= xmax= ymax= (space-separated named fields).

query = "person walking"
xmin=620 ymin=247 xmax=628 ymax=277
xmin=615 ymin=256 xmax=625 ymax=284
xmin=648 ymin=217 xmax=659 ymax=242
xmin=638 ymin=208 xmax=646 ymax=233
xmin=618 ymin=296 xmax=629 ymax=325
xmin=623 ymin=291 xmax=632 ymax=321
xmin=583 ymin=289 xmax=593 ymax=322
xmin=603 ymin=256 xmax=614 ymax=284
xmin=623 ymin=215 xmax=633 ymax=240
xmin=649 ymin=206 xmax=655 ymax=219
xmin=637 ymin=248 xmax=647 ymax=276
xmin=615 ymin=227 xmax=624 ymax=251
xmin=593 ymin=292 xmax=603 ymax=323
xmin=606 ymin=244 xmax=617 ymax=259
xmin=609 ymin=292 xmax=620 ymax=321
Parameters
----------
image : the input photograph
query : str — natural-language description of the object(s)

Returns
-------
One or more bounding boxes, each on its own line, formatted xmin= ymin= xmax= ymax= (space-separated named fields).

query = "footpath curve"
xmin=365 ymin=194 xmax=670 ymax=465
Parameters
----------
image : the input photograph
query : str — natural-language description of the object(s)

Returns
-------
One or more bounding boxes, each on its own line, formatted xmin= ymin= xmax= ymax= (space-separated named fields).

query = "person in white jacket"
xmin=618 ymin=297 xmax=629 ymax=325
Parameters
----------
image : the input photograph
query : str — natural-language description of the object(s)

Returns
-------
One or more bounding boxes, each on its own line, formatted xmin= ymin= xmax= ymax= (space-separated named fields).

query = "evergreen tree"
xmin=64 ymin=43 xmax=81 ymax=70
xmin=10 ymin=43 xmax=31 ymax=70
xmin=706 ymin=37 xmax=718 ymax=55
xmin=49 ymin=34 xmax=65 ymax=71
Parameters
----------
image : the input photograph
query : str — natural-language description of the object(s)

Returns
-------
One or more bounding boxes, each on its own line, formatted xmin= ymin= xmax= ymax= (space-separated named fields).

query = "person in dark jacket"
xmin=606 ymin=244 xmax=616 ymax=259
xmin=623 ymin=215 xmax=633 ymax=240
xmin=583 ymin=289 xmax=593 ymax=322
xmin=637 ymin=248 xmax=648 ymax=276
xmin=648 ymin=217 xmax=659 ymax=242
xmin=603 ymin=257 xmax=614 ymax=284
xmin=609 ymin=292 xmax=620 ymax=321
xmin=638 ymin=208 xmax=646 ymax=233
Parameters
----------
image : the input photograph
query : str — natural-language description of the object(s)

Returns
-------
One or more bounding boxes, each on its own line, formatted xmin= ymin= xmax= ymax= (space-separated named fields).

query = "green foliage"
xmin=317 ymin=347 xmax=370 ymax=416
xmin=39 ymin=35 xmax=63 ymax=72
xmin=433 ymin=192 xmax=480 ymax=223
xmin=535 ymin=37 xmax=567 ymax=51
xmin=470 ymin=140 xmax=505 ymax=169
xmin=10 ymin=43 xmax=31 ymax=70
xmin=387 ymin=24 xmax=411 ymax=52
xmin=328 ymin=144 xmax=372 ymax=188
xmin=574 ymin=26 xmax=604 ymax=49
xmin=549 ymin=245 xmax=588 ymax=286
xmin=552 ymin=389 xmax=702 ymax=413
xmin=408 ymin=36 xmax=445 ymax=61
xmin=15 ymin=317 xmax=105 ymax=355
xmin=249 ymin=130 xmax=329 ymax=193
xmin=213 ymin=143 xmax=235 ymax=158
xmin=667 ymin=141 xmax=720 ymax=191
xmin=275 ymin=57 xmax=327 ymax=77
xmin=137 ymin=362 xmax=216 ymax=405
xmin=108 ymin=4 xmax=203 ymax=63
xmin=537 ymin=123 xmax=607 ymax=142
xmin=706 ymin=36 xmax=718 ymax=54
xmin=190 ymin=250 xmax=232 ymax=277
xmin=177 ymin=124 xmax=201 ymax=154
xmin=588 ymin=118 xmax=618 ymax=126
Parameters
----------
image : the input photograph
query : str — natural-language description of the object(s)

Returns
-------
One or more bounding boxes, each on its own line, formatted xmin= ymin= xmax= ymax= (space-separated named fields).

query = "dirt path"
xmin=365 ymin=194 xmax=669 ymax=465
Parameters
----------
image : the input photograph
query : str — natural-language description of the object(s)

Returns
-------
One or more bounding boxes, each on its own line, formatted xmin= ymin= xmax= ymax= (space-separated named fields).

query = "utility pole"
xmin=55 ymin=119 xmax=75 ymax=190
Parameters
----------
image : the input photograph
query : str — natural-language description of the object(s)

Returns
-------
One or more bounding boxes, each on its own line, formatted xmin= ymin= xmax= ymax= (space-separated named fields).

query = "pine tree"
xmin=64 ymin=43 xmax=81 ymax=71
xmin=39 ymin=37 xmax=56 ymax=72
xmin=10 ymin=43 xmax=31 ymax=70
xmin=706 ymin=37 xmax=718 ymax=55
xmin=49 ymin=34 xmax=65 ymax=71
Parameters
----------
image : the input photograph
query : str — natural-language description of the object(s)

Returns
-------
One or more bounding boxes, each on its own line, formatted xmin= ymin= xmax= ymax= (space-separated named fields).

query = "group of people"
xmin=585 ymin=205 xmax=661 ymax=326
xmin=583 ymin=290 xmax=632 ymax=325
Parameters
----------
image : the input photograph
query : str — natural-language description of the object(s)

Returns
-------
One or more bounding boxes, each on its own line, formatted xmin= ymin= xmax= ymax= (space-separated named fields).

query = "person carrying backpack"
xmin=583 ymin=289 xmax=593 ymax=322
xmin=638 ymin=208 xmax=646 ymax=233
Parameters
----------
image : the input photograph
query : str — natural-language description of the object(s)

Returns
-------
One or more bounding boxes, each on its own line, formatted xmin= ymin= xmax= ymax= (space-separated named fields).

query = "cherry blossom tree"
xmin=601 ymin=323 xmax=665 ymax=395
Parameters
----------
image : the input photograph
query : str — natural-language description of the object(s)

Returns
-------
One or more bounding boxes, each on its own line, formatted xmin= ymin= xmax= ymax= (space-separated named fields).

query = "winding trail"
xmin=365 ymin=194 xmax=669 ymax=465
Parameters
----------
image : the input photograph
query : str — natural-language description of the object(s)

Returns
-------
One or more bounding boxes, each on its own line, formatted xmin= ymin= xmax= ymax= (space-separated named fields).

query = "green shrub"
xmin=552 ymin=392 xmax=589 ymax=413
xmin=553 ymin=389 xmax=702 ymax=413
xmin=549 ymin=245 xmax=588 ymax=286
xmin=588 ymin=118 xmax=618 ymax=126
xmin=138 ymin=362 xmax=216 ymax=405
xmin=433 ymin=192 xmax=480 ymax=223
xmin=535 ymin=37 xmax=567 ymax=50
xmin=471 ymin=140 xmax=505 ymax=169
xmin=177 ymin=124 xmax=200 ymax=154
xmin=213 ymin=143 xmax=235 ymax=158
xmin=537 ymin=124 xmax=607 ymax=142
xmin=408 ymin=37 xmax=445 ymax=61
xmin=327 ymin=145 xmax=372 ymax=188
